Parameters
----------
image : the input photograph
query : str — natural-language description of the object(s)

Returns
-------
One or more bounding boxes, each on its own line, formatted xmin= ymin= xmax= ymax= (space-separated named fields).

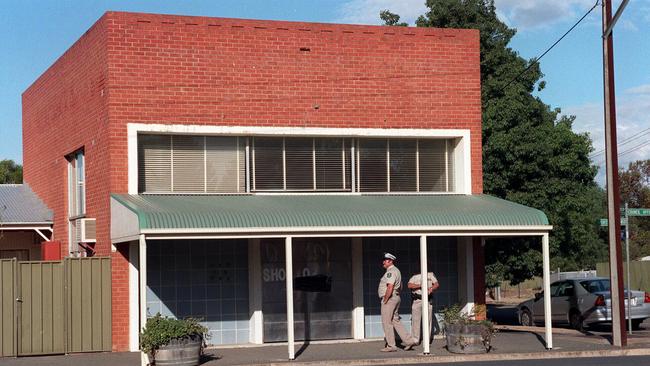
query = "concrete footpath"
xmin=2 ymin=326 xmax=650 ymax=366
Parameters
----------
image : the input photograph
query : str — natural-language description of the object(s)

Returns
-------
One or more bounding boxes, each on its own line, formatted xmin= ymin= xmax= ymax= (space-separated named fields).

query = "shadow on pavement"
xmin=295 ymin=341 xmax=310 ymax=358
xmin=487 ymin=304 xmax=519 ymax=325
xmin=201 ymin=353 xmax=222 ymax=364
xmin=495 ymin=328 xmax=548 ymax=349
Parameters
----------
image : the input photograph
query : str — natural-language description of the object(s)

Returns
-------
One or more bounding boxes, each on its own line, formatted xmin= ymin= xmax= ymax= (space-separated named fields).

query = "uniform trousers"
xmin=381 ymin=295 xmax=412 ymax=348
xmin=411 ymin=298 xmax=433 ymax=344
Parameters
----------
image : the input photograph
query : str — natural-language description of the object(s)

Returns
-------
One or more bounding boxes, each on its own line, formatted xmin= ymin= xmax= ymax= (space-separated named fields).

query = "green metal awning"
xmin=110 ymin=194 xmax=550 ymax=242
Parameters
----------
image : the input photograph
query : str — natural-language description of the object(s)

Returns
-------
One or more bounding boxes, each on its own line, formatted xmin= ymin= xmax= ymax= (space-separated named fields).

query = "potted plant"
xmin=441 ymin=304 xmax=494 ymax=354
xmin=140 ymin=314 xmax=209 ymax=366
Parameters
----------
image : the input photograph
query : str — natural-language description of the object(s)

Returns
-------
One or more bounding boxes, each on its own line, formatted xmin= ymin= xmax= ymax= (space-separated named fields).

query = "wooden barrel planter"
xmin=445 ymin=323 xmax=492 ymax=354
xmin=154 ymin=336 xmax=202 ymax=366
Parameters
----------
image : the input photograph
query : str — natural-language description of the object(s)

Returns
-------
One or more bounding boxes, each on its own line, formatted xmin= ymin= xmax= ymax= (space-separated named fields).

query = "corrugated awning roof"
xmin=0 ymin=184 xmax=53 ymax=225
xmin=110 ymin=194 xmax=550 ymax=241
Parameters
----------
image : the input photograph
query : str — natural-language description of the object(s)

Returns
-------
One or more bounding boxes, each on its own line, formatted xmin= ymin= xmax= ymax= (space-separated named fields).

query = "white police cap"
xmin=383 ymin=252 xmax=396 ymax=261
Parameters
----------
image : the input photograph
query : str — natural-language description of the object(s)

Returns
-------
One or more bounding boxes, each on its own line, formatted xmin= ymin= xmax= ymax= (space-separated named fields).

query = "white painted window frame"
xmin=67 ymin=150 xmax=86 ymax=256
xmin=127 ymin=123 xmax=473 ymax=195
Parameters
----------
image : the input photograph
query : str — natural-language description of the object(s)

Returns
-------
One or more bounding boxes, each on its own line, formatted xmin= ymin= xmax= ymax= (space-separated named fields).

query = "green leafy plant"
xmin=441 ymin=304 xmax=495 ymax=352
xmin=441 ymin=304 xmax=466 ymax=326
xmin=139 ymin=314 xmax=209 ymax=355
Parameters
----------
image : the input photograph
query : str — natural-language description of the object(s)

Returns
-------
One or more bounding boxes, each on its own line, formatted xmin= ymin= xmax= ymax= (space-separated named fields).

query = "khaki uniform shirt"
xmin=378 ymin=265 xmax=402 ymax=298
xmin=408 ymin=272 xmax=438 ymax=296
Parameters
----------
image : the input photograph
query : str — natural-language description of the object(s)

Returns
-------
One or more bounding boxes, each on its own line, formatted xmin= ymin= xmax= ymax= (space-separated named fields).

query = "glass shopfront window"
xmin=261 ymin=238 xmax=353 ymax=341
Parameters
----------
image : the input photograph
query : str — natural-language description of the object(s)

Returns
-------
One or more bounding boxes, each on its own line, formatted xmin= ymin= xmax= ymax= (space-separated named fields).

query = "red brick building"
xmin=22 ymin=12 xmax=551 ymax=355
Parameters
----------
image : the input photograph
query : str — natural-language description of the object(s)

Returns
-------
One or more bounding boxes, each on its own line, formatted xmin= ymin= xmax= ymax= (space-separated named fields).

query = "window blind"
xmin=138 ymin=134 xmax=455 ymax=194
xmin=253 ymin=137 xmax=284 ymax=190
xmin=358 ymin=139 xmax=388 ymax=192
xmin=315 ymin=138 xmax=351 ymax=191
xmin=389 ymin=139 xmax=417 ymax=192
xmin=419 ymin=139 xmax=447 ymax=192
xmin=446 ymin=139 xmax=456 ymax=192
xmin=139 ymin=134 xmax=245 ymax=193
xmin=285 ymin=137 xmax=314 ymax=190
xmin=172 ymin=135 xmax=205 ymax=192
xmin=138 ymin=135 xmax=172 ymax=192
xmin=206 ymin=136 xmax=246 ymax=193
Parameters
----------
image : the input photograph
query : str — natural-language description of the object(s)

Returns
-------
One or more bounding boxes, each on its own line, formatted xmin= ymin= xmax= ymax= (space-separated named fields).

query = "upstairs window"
xmin=357 ymin=139 xmax=387 ymax=192
xmin=68 ymin=150 xmax=85 ymax=217
xmin=138 ymin=135 xmax=246 ymax=193
xmin=68 ymin=149 xmax=85 ymax=256
xmin=357 ymin=138 xmax=454 ymax=193
xmin=137 ymin=134 xmax=455 ymax=194
xmin=251 ymin=137 xmax=352 ymax=192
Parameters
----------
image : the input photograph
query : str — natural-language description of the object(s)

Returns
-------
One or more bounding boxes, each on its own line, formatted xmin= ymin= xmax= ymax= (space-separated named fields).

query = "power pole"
xmin=602 ymin=0 xmax=629 ymax=348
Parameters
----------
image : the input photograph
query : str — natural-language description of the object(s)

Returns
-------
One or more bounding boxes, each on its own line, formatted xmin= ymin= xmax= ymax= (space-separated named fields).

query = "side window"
xmin=68 ymin=150 xmax=85 ymax=217
xmin=68 ymin=150 xmax=85 ymax=256
xmin=557 ymin=282 xmax=575 ymax=297
xmin=580 ymin=280 xmax=600 ymax=293
xmin=549 ymin=282 xmax=560 ymax=297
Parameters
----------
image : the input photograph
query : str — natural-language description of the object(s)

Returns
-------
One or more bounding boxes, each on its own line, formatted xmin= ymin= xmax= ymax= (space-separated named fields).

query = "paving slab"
xmin=201 ymin=329 xmax=650 ymax=365
xmin=1 ymin=326 xmax=649 ymax=365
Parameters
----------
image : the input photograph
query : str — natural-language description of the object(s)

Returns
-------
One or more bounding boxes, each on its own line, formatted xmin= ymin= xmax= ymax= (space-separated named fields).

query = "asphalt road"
xmin=368 ymin=355 xmax=650 ymax=366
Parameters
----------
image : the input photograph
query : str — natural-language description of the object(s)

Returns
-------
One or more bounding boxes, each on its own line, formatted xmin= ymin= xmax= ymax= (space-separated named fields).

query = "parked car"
xmin=516 ymin=277 xmax=650 ymax=330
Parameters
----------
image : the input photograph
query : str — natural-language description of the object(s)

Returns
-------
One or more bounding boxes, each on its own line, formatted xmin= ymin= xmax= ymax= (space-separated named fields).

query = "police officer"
xmin=378 ymin=252 xmax=415 ymax=352
xmin=408 ymin=269 xmax=439 ymax=345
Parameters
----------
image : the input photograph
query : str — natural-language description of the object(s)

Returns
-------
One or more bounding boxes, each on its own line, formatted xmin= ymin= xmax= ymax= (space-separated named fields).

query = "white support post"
xmin=460 ymin=238 xmax=475 ymax=315
xmin=129 ymin=242 xmax=140 ymax=352
xmin=542 ymin=233 xmax=553 ymax=349
xmin=285 ymin=236 xmax=295 ymax=360
xmin=249 ymin=239 xmax=263 ymax=344
xmin=351 ymin=238 xmax=365 ymax=339
xmin=139 ymin=235 xmax=149 ymax=365
xmin=420 ymin=235 xmax=431 ymax=355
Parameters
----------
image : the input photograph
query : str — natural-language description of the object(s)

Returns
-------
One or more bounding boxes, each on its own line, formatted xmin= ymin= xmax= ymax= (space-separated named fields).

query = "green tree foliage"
xmin=0 ymin=159 xmax=23 ymax=184
xmin=382 ymin=0 xmax=607 ymax=284
xmin=619 ymin=160 xmax=650 ymax=259
xmin=379 ymin=10 xmax=409 ymax=27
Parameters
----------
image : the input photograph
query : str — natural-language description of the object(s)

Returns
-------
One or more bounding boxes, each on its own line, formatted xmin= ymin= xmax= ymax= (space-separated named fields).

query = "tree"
xmin=379 ymin=10 xmax=408 ymax=27
xmin=382 ymin=0 xmax=607 ymax=285
xmin=619 ymin=160 xmax=650 ymax=259
xmin=0 ymin=159 xmax=22 ymax=184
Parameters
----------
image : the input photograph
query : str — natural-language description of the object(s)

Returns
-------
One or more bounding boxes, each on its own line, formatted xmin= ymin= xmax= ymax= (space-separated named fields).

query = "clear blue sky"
xmin=1 ymin=0 xmax=648 ymax=185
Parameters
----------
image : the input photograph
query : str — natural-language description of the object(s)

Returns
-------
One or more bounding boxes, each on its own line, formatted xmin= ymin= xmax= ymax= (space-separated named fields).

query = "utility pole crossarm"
xmin=603 ymin=0 xmax=630 ymax=38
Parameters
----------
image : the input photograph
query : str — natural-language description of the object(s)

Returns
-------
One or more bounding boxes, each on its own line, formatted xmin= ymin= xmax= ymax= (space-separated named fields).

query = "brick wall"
xmin=20 ymin=14 xmax=132 ymax=350
xmin=105 ymin=11 xmax=482 ymax=194
xmin=23 ymin=11 xmax=482 ymax=351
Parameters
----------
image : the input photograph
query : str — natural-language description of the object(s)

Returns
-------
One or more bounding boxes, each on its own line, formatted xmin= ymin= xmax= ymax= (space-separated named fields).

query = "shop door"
xmin=261 ymin=238 xmax=353 ymax=342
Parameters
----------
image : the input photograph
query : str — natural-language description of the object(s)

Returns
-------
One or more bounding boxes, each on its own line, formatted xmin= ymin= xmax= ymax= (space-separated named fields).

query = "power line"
xmin=596 ymin=139 xmax=650 ymax=166
xmin=499 ymin=0 xmax=600 ymax=93
xmin=590 ymin=127 xmax=650 ymax=158
xmin=617 ymin=139 xmax=650 ymax=158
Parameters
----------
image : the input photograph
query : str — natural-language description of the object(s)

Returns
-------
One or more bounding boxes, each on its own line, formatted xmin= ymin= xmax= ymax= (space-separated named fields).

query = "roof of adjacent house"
xmin=110 ymin=194 xmax=549 ymax=236
xmin=0 ymin=184 xmax=53 ymax=224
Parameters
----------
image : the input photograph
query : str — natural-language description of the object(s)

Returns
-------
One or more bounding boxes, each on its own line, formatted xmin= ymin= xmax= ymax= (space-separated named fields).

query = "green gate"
xmin=0 ymin=257 xmax=111 ymax=357
xmin=17 ymin=261 xmax=65 ymax=356
xmin=0 ymin=260 xmax=17 ymax=357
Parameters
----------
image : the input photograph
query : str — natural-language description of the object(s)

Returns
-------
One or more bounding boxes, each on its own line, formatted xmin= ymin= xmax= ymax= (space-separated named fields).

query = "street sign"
xmin=626 ymin=208 xmax=650 ymax=216
xmin=600 ymin=218 xmax=627 ymax=226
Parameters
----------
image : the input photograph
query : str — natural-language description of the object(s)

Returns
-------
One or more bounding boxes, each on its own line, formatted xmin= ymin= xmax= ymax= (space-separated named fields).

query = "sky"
xmin=1 ymin=0 xmax=648 ymax=185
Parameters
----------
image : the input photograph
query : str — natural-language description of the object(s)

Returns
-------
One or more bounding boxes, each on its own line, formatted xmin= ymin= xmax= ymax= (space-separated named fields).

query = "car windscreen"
xmin=579 ymin=279 xmax=611 ymax=293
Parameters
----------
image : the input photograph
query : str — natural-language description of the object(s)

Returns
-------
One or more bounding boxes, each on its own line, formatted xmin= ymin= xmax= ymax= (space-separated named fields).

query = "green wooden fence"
xmin=596 ymin=261 xmax=650 ymax=293
xmin=0 ymin=257 xmax=111 ymax=357
xmin=0 ymin=260 xmax=16 ymax=357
